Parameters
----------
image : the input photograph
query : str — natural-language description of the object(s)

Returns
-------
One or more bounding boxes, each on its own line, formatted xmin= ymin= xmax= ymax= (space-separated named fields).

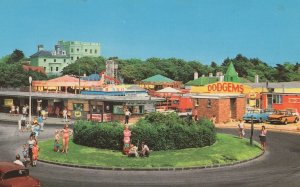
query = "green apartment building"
xmin=30 ymin=40 xmax=101 ymax=75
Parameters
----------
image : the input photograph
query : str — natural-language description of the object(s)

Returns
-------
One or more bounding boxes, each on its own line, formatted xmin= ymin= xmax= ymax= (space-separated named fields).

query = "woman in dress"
xmin=123 ymin=125 xmax=131 ymax=155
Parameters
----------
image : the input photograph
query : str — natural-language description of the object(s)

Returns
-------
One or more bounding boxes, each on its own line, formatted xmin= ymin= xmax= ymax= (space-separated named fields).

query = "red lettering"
xmin=212 ymin=84 xmax=217 ymax=91
xmin=232 ymin=84 xmax=239 ymax=92
xmin=208 ymin=85 xmax=212 ymax=91
xmin=223 ymin=83 xmax=228 ymax=91
xmin=228 ymin=83 xmax=232 ymax=92
xmin=239 ymin=85 xmax=244 ymax=93
xmin=217 ymin=83 xmax=222 ymax=91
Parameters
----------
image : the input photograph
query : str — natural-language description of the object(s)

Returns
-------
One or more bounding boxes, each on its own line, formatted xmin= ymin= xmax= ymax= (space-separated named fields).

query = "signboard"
xmin=191 ymin=82 xmax=253 ymax=94
xmin=207 ymin=82 xmax=244 ymax=93
xmin=4 ymin=99 xmax=13 ymax=107
xmin=144 ymin=104 xmax=155 ymax=113
xmin=289 ymin=98 xmax=300 ymax=103
xmin=87 ymin=114 xmax=102 ymax=122
xmin=73 ymin=103 xmax=83 ymax=118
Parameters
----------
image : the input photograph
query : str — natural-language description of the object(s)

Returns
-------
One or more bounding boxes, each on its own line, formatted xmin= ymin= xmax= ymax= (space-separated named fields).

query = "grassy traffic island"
xmin=39 ymin=113 xmax=262 ymax=169
xmin=38 ymin=133 xmax=262 ymax=169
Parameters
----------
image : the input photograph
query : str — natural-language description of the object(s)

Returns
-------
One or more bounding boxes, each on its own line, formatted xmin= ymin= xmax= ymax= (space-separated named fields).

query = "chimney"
xmin=194 ymin=72 xmax=198 ymax=80
xmin=255 ymin=75 xmax=259 ymax=83
xmin=37 ymin=45 xmax=44 ymax=52
xmin=55 ymin=45 xmax=61 ymax=55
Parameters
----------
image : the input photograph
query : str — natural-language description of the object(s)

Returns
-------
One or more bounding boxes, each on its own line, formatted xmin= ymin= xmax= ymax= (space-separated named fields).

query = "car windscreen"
xmin=2 ymin=169 xmax=29 ymax=179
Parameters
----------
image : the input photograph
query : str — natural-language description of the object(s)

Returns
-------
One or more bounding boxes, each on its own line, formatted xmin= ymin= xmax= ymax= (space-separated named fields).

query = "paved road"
xmin=1 ymin=122 xmax=300 ymax=187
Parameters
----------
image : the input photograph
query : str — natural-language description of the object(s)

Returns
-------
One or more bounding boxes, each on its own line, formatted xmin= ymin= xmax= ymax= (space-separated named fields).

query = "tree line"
xmin=0 ymin=49 xmax=299 ymax=87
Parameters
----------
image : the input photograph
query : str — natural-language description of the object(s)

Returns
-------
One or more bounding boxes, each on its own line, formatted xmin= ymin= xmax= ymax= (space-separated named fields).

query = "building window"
xmin=207 ymin=99 xmax=212 ymax=108
xmin=44 ymin=59 xmax=46 ymax=62
xmin=77 ymin=56 xmax=79 ymax=60
xmin=95 ymin=49 xmax=97 ymax=54
xmin=90 ymin=49 xmax=92 ymax=54
xmin=64 ymin=59 xmax=66 ymax=62
xmin=71 ymin=48 xmax=74 ymax=52
xmin=195 ymin=99 xmax=199 ymax=106
xmin=85 ymin=49 xmax=87 ymax=52
xmin=51 ymin=67 xmax=53 ymax=72
xmin=54 ymin=59 xmax=56 ymax=62
xmin=56 ymin=67 xmax=59 ymax=71
xmin=77 ymin=48 xmax=79 ymax=52
xmin=71 ymin=57 xmax=73 ymax=60
xmin=273 ymin=95 xmax=282 ymax=104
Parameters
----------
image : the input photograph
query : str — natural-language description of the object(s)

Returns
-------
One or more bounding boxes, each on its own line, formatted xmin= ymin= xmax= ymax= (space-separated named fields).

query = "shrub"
xmin=73 ymin=113 xmax=216 ymax=151
xmin=73 ymin=120 xmax=123 ymax=150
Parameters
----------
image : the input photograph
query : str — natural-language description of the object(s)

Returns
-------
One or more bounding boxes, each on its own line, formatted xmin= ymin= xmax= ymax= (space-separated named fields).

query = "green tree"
xmin=0 ymin=63 xmax=47 ymax=87
xmin=62 ymin=56 xmax=106 ymax=76
xmin=6 ymin=49 xmax=25 ymax=64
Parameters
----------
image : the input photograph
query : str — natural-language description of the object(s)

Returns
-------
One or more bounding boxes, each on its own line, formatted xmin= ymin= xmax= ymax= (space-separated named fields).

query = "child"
xmin=22 ymin=144 xmax=29 ymax=167
xmin=32 ymin=142 xmax=39 ymax=167
xmin=54 ymin=130 xmax=61 ymax=152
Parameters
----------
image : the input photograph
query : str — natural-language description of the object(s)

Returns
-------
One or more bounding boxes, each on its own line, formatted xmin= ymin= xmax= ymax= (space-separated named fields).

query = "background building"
xmin=30 ymin=40 xmax=101 ymax=76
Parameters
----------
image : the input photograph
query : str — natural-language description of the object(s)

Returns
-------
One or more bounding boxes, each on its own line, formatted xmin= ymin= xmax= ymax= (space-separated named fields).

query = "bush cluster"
xmin=73 ymin=112 xmax=216 ymax=151
xmin=73 ymin=120 xmax=124 ymax=150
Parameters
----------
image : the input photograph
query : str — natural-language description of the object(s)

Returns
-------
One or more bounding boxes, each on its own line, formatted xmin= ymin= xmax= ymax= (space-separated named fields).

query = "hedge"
xmin=73 ymin=112 xmax=216 ymax=151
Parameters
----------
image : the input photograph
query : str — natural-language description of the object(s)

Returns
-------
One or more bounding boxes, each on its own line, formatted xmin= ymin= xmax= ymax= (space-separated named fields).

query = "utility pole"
xmin=250 ymin=116 xmax=254 ymax=145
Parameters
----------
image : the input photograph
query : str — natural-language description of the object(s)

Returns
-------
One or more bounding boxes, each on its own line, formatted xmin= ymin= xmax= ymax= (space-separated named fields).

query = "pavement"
xmin=0 ymin=112 xmax=299 ymax=134
xmin=215 ymin=120 xmax=300 ymax=134
xmin=0 ymin=112 xmax=74 ymax=126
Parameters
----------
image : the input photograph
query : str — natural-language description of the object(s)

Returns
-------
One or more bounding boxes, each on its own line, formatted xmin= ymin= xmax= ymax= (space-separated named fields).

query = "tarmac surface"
xmin=1 ymin=113 xmax=300 ymax=187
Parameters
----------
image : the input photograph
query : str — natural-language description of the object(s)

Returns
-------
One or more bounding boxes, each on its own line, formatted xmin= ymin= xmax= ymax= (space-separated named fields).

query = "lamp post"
xmin=29 ymin=76 xmax=32 ymax=124
xmin=78 ymin=63 xmax=81 ymax=94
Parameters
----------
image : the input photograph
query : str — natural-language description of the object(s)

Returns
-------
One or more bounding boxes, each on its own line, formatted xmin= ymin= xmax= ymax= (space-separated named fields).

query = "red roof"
xmin=23 ymin=65 xmax=45 ymax=74
xmin=47 ymin=75 xmax=82 ymax=82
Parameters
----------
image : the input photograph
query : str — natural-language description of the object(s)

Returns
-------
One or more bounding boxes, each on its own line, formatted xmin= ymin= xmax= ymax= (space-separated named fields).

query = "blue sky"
xmin=0 ymin=0 xmax=299 ymax=65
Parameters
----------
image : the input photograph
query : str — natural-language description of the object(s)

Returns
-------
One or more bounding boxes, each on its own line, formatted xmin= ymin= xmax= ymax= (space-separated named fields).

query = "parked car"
xmin=267 ymin=110 xmax=299 ymax=125
xmin=0 ymin=162 xmax=41 ymax=187
xmin=243 ymin=109 xmax=273 ymax=123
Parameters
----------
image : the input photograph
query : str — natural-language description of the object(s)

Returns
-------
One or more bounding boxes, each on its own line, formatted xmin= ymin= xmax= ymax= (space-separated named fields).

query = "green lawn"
xmin=38 ymin=133 xmax=262 ymax=168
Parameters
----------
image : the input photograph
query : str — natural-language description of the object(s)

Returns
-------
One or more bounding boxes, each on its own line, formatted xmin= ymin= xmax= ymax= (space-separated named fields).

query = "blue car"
xmin=243 ymin=109 xmax=273 ymax=123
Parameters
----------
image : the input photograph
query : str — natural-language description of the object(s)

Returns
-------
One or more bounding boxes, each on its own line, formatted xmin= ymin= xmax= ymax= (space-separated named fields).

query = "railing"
xmin=0 ymin=87 xmax=29 ymax=92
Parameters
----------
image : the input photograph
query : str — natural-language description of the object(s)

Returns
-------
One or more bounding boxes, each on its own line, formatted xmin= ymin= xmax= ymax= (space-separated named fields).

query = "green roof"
xmin=142 ymin=74 xmax=174 ymax=83
xmin=185 ymin=77 xmax=218 ymax=86
xmin=225 ymin=62 xmax=238 ymax=77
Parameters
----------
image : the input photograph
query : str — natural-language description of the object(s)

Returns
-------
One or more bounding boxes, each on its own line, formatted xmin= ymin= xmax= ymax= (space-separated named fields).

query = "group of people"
xmin=237 ymin=119 xmax=267 ymax=151
xmin=123 ymin=125 xmax=150 ymax=158
xmin=128 ymin=142 xmax=150 ymax=158
xmin=14 ymin=132 xmax=39 ymax=167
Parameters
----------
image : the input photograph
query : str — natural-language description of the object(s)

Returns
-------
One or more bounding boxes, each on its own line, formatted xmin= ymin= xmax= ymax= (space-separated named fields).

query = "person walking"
xmin=124 ymin=109 xmax=131 ymax=124
xmin=37 ymin=114 xmax=44 ymax=131
xmin=259 ymin=125 xmax=267 ymax=151
xmin=27 ymin=135 xmax=36 ymax=166
xmin=237 ymin=119 xmax=245 ymax=139
xmin=63 ymin=108 xmax=68 ymax=122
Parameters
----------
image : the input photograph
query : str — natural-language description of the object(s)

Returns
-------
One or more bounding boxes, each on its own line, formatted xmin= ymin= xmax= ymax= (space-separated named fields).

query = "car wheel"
xmin=295 ymin=118 xmax=299 ymax=123
xmin=284 ymin=119 xmax=288 ymax=125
